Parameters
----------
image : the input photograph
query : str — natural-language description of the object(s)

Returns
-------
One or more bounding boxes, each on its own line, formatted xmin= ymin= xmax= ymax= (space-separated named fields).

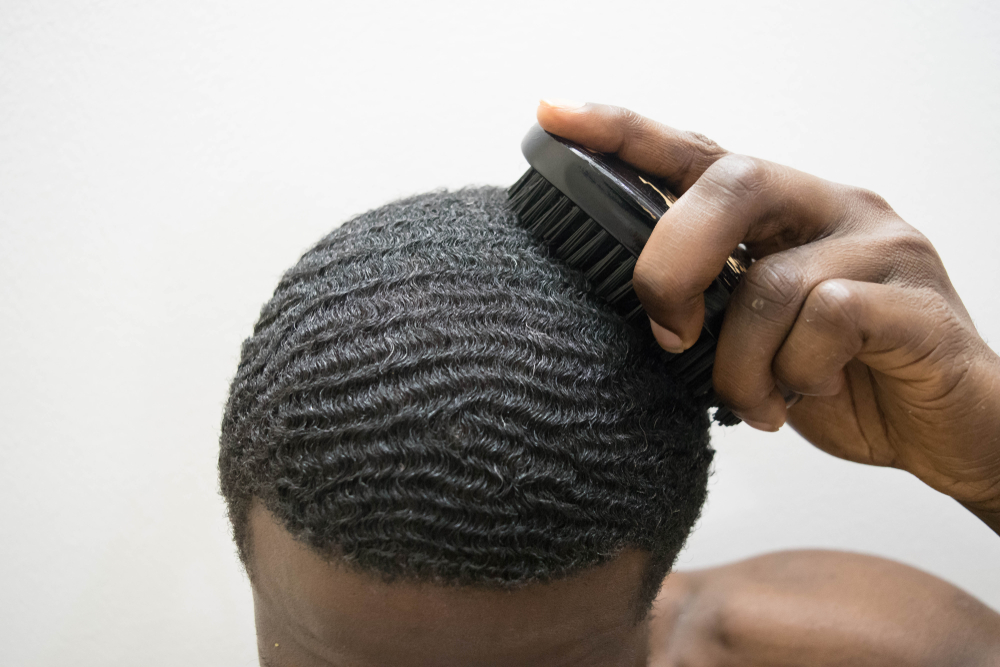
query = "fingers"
xmin=537 ymin=100 xmax=848 ymax=352
xmin=536 ymin=100 xmax=729 ymax=193
xmin=774 ymin=279 xmax=961 ymax=397
xmin=711 ymin=233 xmax=905 ymax=429
xmin=773 ymin=281 xmax=937 ymax=458
xmin=772 ymin=280 xmax=865 ymax=397
xmin=534 ymin=101 xmax=959 ymax=440
xmin=734 ymin=278 xmax=965 ymax=434
xmin=633 ymin=155 xmax=847 ymax=350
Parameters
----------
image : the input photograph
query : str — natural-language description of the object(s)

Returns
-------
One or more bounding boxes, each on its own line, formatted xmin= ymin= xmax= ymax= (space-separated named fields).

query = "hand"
xmin=647 ymin=550 xmax=1000 ymax=666
xmin=537 ymin=101 xmax=1000 ymax=532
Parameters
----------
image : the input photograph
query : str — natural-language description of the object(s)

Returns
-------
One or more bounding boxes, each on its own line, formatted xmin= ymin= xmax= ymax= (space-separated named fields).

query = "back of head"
xmin=219 ymin=187 xmax=711 ymax=609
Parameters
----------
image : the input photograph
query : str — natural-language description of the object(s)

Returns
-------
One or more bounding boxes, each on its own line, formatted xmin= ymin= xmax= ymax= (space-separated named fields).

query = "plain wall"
xmin=2 ymin=1 xmax=999 ymax=665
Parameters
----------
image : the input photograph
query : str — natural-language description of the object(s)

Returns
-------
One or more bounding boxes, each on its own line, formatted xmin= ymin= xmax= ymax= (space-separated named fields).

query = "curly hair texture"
xmin=219 ymin=187 xmax=712 ymax=609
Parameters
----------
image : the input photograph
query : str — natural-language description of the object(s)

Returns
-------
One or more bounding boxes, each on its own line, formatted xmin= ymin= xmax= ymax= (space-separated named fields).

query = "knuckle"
xmin=886 ymin=229 xmax=946 ymax=285
xmin=680 ymin=130 xmax=728 ymax=159
xmin=808 ymin=279 xmax=860 ymax=326
xmin=902 ymin=229 xmax=937 ymax=260
xmin=614 ymin=106 xmax=647 ymax=131
xmin=740 ymin=256 xmax=808 ymax=314
xmin=674 ymin=131 xmax=729 ymax=183
xmin=706 ymin=154 xmax=771 ymax=200
xmin=846 ymin=185 xmax=895 ymax=215
xmin=840 ymin=187 xmax=946 ymax=284
xmin=771 ymin=281 xmax=860 ymax=394
xmin=924 ymin=289 xmax=956 ymax=320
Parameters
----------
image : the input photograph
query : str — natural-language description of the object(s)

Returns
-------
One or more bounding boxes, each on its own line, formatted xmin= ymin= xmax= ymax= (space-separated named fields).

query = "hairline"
xmin=242 ymin=495 xmax=667 ymax=624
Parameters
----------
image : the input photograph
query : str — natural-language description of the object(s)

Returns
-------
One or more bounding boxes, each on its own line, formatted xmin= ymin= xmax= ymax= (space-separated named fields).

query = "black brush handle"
xmin=522 ymin=126 xmax=748 ymax=348
xmin=521 ymin=124 xmax=669 ymax=257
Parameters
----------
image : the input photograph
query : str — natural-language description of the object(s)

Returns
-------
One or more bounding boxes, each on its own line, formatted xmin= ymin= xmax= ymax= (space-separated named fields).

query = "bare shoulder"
xmin=648 ymin=550 xmax=1000 ymax=667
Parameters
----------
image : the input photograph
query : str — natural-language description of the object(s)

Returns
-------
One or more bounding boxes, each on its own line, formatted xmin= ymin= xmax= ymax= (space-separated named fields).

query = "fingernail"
xmin=776 ymin=382 xmax=802 ymax=408
xmin=741 ymin=417 xmax=781 ymax=432
xmin=732 ymin=412 xmax=781 ymax=432
xmin=649 ymin=317 xmax=686 ymax=353
xmin=540 ymin=98 xmax=585 ymax=110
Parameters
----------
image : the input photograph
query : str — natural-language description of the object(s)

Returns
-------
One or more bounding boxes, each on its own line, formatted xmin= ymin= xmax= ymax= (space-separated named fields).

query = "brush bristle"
xmin=509 ymin=169 xmax=644 ymax=321
xmin=509 ymin=168 xmax=738 ymax=425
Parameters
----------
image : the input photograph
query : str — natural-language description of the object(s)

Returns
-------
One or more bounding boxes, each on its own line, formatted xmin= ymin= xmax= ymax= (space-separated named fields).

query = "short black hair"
xmin=219 ymin=187 xmax=712 ymax=612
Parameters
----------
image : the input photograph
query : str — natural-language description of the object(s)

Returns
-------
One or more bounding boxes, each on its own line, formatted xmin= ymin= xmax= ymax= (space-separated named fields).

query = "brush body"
xmin=508 ymin=125 xmax=749 ymax=425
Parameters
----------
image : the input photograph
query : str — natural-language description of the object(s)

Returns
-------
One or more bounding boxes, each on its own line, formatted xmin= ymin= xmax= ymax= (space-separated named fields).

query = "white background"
xmin=2 ymin=1 xmax=999 ymax=665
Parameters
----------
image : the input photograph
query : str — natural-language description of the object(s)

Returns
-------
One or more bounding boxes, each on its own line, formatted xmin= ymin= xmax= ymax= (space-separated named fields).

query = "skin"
xmin=538 ymin=100 xmax=1000 ymax=535
xmin=249 ymin=503 xmax=1000 ymax=666
xmin=249 ymin=501 xmax=654 ymax=667
xmin=649 ymin=550 xmax=1000 ymax=666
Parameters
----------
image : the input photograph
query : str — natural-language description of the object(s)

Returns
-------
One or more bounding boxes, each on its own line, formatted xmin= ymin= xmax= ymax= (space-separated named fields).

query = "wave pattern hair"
xmin=219 ymin=187 xmax=712 ymax=607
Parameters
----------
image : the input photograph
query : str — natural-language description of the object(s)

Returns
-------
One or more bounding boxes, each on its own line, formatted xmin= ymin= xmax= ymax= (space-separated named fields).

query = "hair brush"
xmin=508 ymin=124 xmax=750 ymax=426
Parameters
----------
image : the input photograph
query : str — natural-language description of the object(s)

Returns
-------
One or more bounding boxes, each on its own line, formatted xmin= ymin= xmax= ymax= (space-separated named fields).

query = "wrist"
xmin=930 ymin=349 xmax=1000 ymax=531
xmin=963 ymin=352 xmax=1000 ymax=535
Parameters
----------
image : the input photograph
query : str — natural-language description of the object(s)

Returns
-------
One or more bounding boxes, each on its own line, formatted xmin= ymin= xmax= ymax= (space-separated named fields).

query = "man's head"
xmin=220 ymin=188 xmax=712 ymax=666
